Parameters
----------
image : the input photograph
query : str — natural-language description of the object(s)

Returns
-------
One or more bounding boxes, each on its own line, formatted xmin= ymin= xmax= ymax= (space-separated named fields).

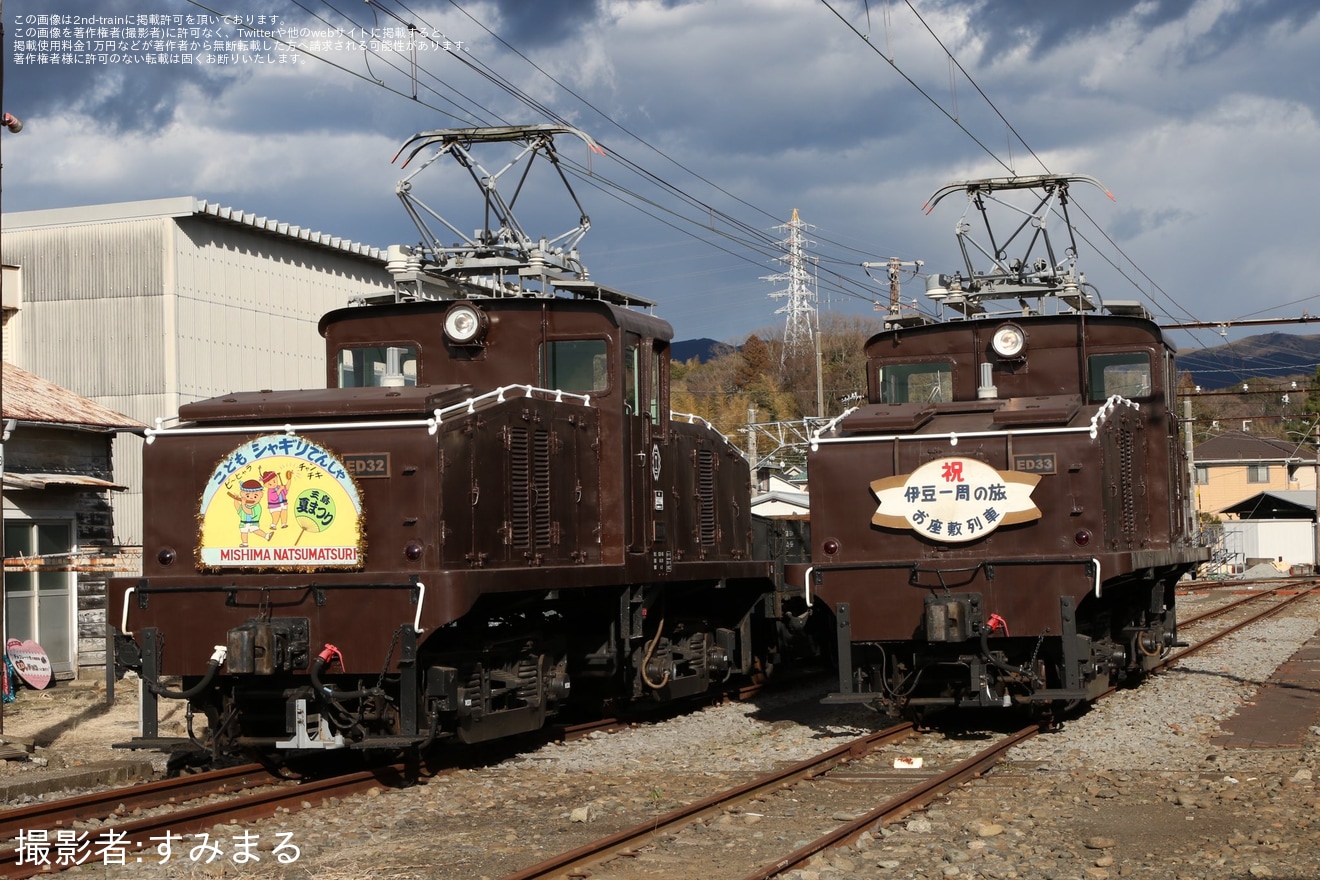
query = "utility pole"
xmin=746 ymin=406 xmax=758 ymax=467
xmin=863 ymin=256 xmax=923 ymax=315
xmin=1185 ymin=398 xmax=1196 ymax=534
xmin=0 ymin=0 xmax=22 ymax=733
xmin=1314 ymin=425 xmax=1319 ymax=573
xmin=1 ymin=0 xmax=8 ymax=734
xmin=815 ymin=330 xmax=824 ymax=419
xmin=2 ymin=0 xmax=7 ymax=734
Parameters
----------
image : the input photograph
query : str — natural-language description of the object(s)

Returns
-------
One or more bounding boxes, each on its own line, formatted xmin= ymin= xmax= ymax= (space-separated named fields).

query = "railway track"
xmin=1171 ymin=583 xmax=1316 ymax=663
xmin=497 ymin=721 xmax=1036 ymax=880
xmin=0 ymin=761 xmax=416 ymax=878
xmin=0 ymin=677 xmax=793 ymax=877
xmin=488 ymin=584 xmax=1319 ymax=880
xmin=0 ymin=590 xmax=1311 ymax=878
xmin=0 ymin=762 xmax=279 ymax=843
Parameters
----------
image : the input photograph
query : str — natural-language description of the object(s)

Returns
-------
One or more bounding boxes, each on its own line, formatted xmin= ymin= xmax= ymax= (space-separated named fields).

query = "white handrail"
xmin=810 ymin=397 xmax=1140 ymax=451
xmin=413 ymin=581 xmax=427 ymax=634
xmin=145 ymin=384 xmax=593 ymax=443
xmin=120 ymin=585 xmax=136 ymax=636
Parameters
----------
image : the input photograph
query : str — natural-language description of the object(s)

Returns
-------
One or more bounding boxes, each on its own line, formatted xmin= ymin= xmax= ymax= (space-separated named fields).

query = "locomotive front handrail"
xmin=804 ymin=556 xmax=1102 ymax=606
xmin=145 ymin=384 xmax=593 ymax=443
xmin=434 ymin=384 xmax=591 ymax=425
xmin=808 ymin=406 xmax=860 ymax=441
xmin=908 ymin=561 xmax=985 ymax=593
xmin=671 ymin=410 xmax=714 ymax=430
xmin=120 ymin=585 xmax=136 ymax=636
xmin=121 ymin=580 xmax=428 ymax=638
xmin=412 ymin=580 xmax=426 ymax=634
xmin=809 ymin=397 xmax=1140 ymax=451
xmin=146 ymin=416 xmax=441 ymax=443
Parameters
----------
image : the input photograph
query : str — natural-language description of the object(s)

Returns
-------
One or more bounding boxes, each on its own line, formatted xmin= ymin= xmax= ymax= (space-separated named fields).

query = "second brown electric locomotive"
xmin=795 ymin=175 xmax=1209 ymax=715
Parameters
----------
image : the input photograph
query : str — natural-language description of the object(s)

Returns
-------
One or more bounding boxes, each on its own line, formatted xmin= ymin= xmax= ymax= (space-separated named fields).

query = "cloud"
xmin=5 ymin=0 xmax=1320 ymax=348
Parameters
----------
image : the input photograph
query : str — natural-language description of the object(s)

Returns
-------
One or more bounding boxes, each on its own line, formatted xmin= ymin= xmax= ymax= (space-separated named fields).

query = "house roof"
xmin=2 ymin=362 xmax=147 ymax=432
xmin=3 ymin=197 xmax=388 ymax=263
xmin=1194 ymin=431 xmax=1312 ymax=464
xmin=1219 ymin=490 xmax=1316 ymax=518
xmin=752 ymin=489 xmax=810 ymax=510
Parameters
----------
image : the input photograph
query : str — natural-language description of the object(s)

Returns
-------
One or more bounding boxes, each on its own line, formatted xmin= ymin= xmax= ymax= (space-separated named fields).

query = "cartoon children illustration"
xmin=228 ymin=479 xmax=273 ymax=545
xmin=263 ymin=470 xmax=294 ymax=530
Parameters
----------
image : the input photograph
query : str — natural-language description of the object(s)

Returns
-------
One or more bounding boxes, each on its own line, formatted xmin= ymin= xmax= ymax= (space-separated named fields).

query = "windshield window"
xmin=877 ymin=362 xmax=952 ymax=403
xmin=338 ymin=345 xmax=418 ymax=387
xmin=1088 ymin=352 xmax=1151 ymax=401
xmin=541 ymin=339 xmax=609 ymax=393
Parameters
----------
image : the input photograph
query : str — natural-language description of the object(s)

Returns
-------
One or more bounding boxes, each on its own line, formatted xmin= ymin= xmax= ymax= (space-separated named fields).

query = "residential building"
xmin=1192 ymin=431 xmax=1318 ymax=517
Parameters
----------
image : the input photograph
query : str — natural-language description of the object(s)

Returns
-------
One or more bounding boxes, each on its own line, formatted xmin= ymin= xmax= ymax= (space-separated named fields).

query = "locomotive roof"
xmin=867 ymin=311 xmax=1177 ymax=353
xmin=318 ymin=294 xmax=675 ymax=341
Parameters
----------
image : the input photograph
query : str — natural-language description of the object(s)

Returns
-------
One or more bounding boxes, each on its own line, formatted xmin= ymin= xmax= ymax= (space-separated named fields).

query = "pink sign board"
xmin=6 ymin=638 xmax=52 ymax=690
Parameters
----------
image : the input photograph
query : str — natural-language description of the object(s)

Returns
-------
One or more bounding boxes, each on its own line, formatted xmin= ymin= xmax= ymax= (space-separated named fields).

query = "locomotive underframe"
xmin=817 ymin=557 xmax=1186 ymax=713
xmin=114 ymin=574 xmax=791 ymax=755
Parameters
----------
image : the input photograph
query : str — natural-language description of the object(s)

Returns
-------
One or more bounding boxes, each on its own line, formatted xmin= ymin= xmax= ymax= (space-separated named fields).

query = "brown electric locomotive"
xmin=108 ymin=126 xmax=797 ymax=755
xmin=796 ymin=175 xmax=1209 ymax=716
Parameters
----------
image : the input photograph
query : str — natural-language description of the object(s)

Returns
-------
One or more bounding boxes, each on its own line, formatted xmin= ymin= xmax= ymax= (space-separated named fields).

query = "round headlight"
xmin=443 ymin=302 xmax=487 ymax=344
xmin=990 ymin=323 xmax=1026 ymax=358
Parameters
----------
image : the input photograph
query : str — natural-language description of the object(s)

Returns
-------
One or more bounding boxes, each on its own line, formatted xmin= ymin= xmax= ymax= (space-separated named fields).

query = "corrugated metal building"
xmin=1 ymin=197 xmax=395 ymax=548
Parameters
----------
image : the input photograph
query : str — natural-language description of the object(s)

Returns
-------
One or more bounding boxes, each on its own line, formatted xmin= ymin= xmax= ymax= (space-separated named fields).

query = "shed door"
xmin=4 ymin=520 xmax=76 ymax=677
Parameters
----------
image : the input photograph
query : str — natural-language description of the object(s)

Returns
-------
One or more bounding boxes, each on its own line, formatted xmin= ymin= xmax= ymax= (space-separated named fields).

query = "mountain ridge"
xmin=1176 ymin=332 xmax=1320 ymax=389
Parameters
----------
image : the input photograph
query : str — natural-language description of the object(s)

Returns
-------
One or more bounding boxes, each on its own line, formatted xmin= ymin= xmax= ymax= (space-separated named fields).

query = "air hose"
xmin=147 ymin=645 xmax=227 ymax=699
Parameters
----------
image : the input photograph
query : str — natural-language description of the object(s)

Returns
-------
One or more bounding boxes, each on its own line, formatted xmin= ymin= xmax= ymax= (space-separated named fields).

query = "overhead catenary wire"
xmin=367 ymin=0 xmax=923 ymax=303
xmin=297 ymin=0 xmax=899 ymax=310
xmin=190 ymin=0 xmax=1311 ymax=368
xmin=820 ymin=0 xmax=1320 ymax=389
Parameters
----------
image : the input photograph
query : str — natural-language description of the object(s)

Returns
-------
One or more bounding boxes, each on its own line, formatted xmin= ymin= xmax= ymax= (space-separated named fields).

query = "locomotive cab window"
xmin=338 ymin=345 xmax=418 ymax=387
xmin=1088 ymin=352 xmax=1152 ymax=401
xmin=877 ymin=362 xmax=952 ymax=404
xmin=541 ymin=339 xmax=608 ymax=393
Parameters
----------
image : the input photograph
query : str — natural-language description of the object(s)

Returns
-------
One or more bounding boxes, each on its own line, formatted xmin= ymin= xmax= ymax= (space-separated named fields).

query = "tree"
xmin=668 ymin=315 xmax=885 ymax=456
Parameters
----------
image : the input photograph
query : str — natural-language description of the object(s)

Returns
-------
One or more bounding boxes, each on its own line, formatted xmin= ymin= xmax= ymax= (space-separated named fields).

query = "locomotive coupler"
xmin=923 ymin=593 xmax=984 ymax=642
xmin=226 ymin=618 xmax=310 ymax=674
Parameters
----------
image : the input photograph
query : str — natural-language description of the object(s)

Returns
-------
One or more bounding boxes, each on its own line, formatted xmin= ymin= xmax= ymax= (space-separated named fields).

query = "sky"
xmin=4 ymin=0 xmax=1320 ymax=360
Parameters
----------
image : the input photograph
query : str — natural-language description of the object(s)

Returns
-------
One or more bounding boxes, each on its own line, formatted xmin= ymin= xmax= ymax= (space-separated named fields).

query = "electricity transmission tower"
xmin=762 ymin=209 xmax=818 ymax=362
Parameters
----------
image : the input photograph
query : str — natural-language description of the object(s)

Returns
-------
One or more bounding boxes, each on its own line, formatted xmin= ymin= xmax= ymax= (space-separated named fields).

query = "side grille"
xmin=1119 ymin=427 xmax=1135 ymax=537
xmin=510 ymin=427 xmax=553 ymax=549
xmin=533 ymin=429 xmax=551 ymax=547
xmin=697 ymin=448 xmax=716 ymax=545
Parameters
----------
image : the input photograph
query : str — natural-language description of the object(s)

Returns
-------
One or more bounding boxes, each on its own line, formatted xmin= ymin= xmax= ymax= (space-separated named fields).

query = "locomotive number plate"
xmin=343 ymin=453 xmax=391 ymax=479
xmin=1011 ymin=453 xmax=1056 ymax=475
